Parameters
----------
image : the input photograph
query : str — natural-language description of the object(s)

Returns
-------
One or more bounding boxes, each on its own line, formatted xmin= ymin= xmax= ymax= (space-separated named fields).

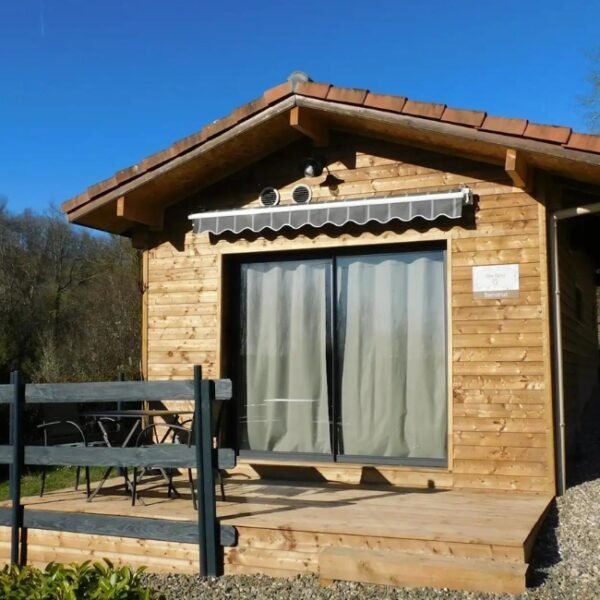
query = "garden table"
xmin=83 ymin=408 xmax=194 ymax=501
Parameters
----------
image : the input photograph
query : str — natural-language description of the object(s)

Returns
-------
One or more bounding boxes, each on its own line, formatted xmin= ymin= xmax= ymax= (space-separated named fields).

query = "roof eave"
xmin=63 ymin=96 xmax=299 ymax=227
xmin=294 ymin=96 xmax=600 ymax=184
xmin=62 ymin=92 xmax=600 ymax=234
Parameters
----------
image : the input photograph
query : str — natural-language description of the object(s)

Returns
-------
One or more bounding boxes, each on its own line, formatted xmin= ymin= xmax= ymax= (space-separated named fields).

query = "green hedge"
xmin=0 ymin=560 xmax=165 ymax=599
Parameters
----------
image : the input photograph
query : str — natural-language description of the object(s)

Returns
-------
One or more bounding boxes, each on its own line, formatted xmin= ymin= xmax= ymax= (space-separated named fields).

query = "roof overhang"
xmin=294 ymin=97 xmax=600 ymax=186
xmin=61 ymin=82 xmax=600 ymax=237
xmin=62 ymin=97 xmax=300 ymax=235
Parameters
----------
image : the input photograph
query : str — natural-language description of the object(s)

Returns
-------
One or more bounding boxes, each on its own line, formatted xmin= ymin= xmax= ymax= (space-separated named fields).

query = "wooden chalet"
xmin=12 ymin=71 xmax=598 ymax=592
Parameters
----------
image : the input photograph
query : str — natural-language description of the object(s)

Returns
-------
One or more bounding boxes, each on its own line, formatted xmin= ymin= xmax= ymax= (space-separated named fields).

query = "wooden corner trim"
xmin=290 ymin=106 xmax=329 ymax=146
xmin=505 ymin=149 xmax=530 ymax=191
xmin=116 ymin=196 xmax=164 ymax=229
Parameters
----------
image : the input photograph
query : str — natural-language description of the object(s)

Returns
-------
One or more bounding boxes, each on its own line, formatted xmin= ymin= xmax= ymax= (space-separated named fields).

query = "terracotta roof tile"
xmin=230 ymin=96 xmax=268 ymax=123
xmin=263 ymin=82 xmax=292 ymax=105
xmin=201 ymin=114 xmax=238 ymax=141
xmin=87 ymin=176 xmax=118 ymax=199
xmin=62 ymin=191 xmax=89 ymax=213
xmin=524 ymin=122 xmax=571 ymax=144
xmin=402 ymin=99 xmax=445 ymax=120
xmin=563 ymin=132 xmax=600 ymax=153
xmin=295 ymin=81 xmax=331 ymax=99
xmin=326 ymin=86 xmax=368 ymax=105
xmin=173 ymin=132 xmax=205 ymax=154
xmin=441 ymin=107 xmax=486 ymax=128
xmin=480 ymin=115 xmax=528 ymax=136
xmin=62 ymin=76 xmax=600 ymax=219
xmin=364 ymin=92 xmax=407 ymax=113
xmin=115 ymin=164 xmax=142 ymax=185
xmin=141 ymin=147 xmax=178 ymax=171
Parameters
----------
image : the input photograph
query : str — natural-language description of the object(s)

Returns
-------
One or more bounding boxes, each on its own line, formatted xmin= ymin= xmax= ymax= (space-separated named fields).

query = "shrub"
xmin=0 ymin=559 xmax=165 ymax=599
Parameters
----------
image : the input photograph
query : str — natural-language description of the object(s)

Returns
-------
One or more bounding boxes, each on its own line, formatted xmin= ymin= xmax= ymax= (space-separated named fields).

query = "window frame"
xmin=228 ymin=240 xmax=449 ymax=469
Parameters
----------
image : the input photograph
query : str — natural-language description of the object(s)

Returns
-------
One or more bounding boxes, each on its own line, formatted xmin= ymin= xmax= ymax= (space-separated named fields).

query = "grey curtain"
xmin=337 ymin=251 xmax=447 ymax=459
xmin=242 ymin=260 xmax=331 ymax=453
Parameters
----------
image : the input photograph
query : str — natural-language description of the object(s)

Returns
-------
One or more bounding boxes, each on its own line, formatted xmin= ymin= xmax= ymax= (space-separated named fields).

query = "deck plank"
xmin=0 ymin=477 xmax=552 ymax=584
xmin=2 ymin=478 xmax=552 ymax=548
xmin=319 ymin=547 xmax=528 ymax=594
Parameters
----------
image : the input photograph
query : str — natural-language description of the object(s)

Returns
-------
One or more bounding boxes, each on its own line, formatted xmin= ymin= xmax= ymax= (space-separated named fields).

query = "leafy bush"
xmin=0 ymin=559 xmax=165 ymax=599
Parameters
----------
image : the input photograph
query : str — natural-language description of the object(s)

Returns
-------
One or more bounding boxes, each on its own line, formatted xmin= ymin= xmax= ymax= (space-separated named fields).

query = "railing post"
xmin=193 ymin=365 xmax=218 ymax=577
xmin=194 ymin=366 xmax=206 ymax=576
xmin=201 ymin=375 xmax=218 ymax=576
xmin=10 ymin=370 xmax=24 ymax=566
xmin=116 ymin=372 xmax=124 ymax=412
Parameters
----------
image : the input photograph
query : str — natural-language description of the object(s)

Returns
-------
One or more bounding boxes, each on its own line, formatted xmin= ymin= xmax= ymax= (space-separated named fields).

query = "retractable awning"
xmin=189 ymin=187 xmax=473 ymax=236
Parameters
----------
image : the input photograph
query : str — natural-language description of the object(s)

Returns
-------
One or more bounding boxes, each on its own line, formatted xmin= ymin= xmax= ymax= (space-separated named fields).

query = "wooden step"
xmin=319 ymin=547 xmax=528 ymax=595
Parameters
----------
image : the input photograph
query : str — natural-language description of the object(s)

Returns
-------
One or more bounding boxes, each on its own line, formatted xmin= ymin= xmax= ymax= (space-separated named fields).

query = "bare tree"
xmin=0 ymin=204 xmax=142 ymax=383
xmin=584 ymin=51 xmax=600 ymax=132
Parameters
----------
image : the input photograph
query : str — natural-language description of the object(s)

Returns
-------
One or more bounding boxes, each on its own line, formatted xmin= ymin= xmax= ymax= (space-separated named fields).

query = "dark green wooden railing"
xmin=0 ymin=366 xmax=237 ymax=576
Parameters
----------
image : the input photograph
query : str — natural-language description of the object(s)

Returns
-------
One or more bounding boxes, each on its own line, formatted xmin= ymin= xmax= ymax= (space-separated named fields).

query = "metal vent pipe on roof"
xmin=288 ymin=71 xmax=311 ymax=90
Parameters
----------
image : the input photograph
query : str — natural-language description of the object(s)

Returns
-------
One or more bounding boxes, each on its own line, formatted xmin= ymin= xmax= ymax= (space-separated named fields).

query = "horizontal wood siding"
xmin=145 ymin=134 xmax=554 ymax=493
xmin=0 ymin=527 xmax=199 ymax=574
xmin=0 ymin=481 xmax=552 ymax=581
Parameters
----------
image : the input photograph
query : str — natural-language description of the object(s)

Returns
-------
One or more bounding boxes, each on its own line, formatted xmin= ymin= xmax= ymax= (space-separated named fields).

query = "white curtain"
xmin=242 ymin=260 xmax=331 ymax=453
xmin=337 ymin=251 xmax=447 ymax=459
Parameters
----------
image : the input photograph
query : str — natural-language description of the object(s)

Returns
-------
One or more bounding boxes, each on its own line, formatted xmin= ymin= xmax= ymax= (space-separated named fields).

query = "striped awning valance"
xmin=189 ymin=188 xmax=472 ymax=236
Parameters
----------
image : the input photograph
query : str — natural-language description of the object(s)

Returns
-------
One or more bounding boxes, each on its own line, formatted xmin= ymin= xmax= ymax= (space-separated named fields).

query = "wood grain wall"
xmin=0 ymin=527 xmax=199 ymax=574
xmin=144 ymin=133 xmax=555 ymax=493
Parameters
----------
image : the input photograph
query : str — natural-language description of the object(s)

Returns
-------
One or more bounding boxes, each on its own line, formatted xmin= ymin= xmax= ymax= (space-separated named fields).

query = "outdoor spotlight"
xmin=302 ymin=157 xmax=324 ymax=178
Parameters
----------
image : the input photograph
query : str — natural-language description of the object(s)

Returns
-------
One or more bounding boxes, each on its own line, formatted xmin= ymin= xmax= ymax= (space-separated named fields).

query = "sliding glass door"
xmin=336 ymin=252 xmax=447 ymax=461
xmin=238 ymin=246 xmax=447 ymax=464
xmin=239 ymin=259 xmax=332 ymax=454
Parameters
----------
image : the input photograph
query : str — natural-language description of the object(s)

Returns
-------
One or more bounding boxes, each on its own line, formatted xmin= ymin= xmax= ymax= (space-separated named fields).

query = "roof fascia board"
xmin=295 ymin=96 xmax=600 ymax=170
xmin=67 ymin=96 xmax=298 ymax=222
xmin=68 ymin=93 xmax=600 ymax=224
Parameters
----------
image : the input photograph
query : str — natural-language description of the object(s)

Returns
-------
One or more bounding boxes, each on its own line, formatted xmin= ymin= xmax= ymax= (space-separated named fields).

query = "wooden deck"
xmin=0 ymin=476 xmax=553 ymax=593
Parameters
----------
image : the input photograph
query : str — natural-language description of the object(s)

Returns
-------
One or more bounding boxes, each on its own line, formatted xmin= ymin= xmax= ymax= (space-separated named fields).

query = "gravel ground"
xmin=144 ymin=393 xmax=600 ymax=600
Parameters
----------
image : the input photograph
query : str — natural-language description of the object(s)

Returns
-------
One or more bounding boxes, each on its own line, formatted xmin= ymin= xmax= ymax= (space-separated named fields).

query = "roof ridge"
xmin=62 ymin=76 xmax=600 ymax=214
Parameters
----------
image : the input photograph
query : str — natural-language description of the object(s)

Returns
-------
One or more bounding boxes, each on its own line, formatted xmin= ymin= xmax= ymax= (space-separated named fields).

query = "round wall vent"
xmin=259 ymin=187 xmax=280 ymax=207
xmin=292 ymin=184 xmax=312 ymax=204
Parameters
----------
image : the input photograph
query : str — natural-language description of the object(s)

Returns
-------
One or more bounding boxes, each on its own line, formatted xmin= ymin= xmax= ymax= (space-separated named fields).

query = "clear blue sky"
xmin=1 ymin=0 xmax=599 ymax=213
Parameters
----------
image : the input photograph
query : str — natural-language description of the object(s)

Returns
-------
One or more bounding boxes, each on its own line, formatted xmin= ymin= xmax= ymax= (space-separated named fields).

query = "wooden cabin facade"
xmin=57 ymin=73 xmax=600 ymax=589
xmin=144 ymin=138 xmax=555 ymax=494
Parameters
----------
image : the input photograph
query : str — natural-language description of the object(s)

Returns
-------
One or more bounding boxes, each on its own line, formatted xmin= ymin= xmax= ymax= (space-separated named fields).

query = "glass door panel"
xmin=239 ymin=258 xmax=332 ymax=454
xmin=336 ymin=250 xmax=447 ymax=460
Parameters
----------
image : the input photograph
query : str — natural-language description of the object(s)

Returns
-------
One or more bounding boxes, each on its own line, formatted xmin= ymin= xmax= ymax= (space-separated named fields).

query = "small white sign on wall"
xmin=472 ymin=264 xmax=520 ymax=299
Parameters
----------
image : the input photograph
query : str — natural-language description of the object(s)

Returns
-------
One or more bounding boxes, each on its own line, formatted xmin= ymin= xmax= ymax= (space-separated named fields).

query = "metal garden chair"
xmin=131 ymin=423 xmax=195 ymax=506
xmin=37 ymin=403 xmax=118 ymax=498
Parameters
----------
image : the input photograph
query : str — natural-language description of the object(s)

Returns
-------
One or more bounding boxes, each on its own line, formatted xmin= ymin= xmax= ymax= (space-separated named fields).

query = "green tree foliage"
xmin=0 ymin=202 xmax=142 ymax=383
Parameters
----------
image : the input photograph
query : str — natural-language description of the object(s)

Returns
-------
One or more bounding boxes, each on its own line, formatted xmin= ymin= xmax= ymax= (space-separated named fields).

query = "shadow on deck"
xmin=0 ymin=475 xmax=554 ymax=593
